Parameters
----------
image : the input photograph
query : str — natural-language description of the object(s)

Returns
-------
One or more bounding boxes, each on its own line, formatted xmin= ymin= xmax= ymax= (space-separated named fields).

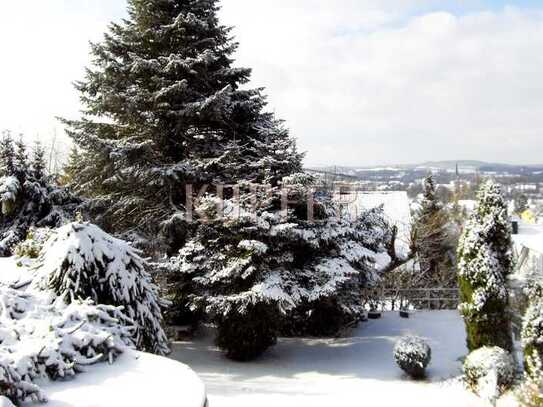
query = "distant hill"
xmin=309 ymin=160 xmax=543 ymax=174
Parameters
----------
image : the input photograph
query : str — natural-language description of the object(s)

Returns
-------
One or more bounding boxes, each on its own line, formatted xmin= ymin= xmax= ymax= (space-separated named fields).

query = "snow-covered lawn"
xmin=171 ymin=311 xmax=515 ymax=407
xmin=20 ymin=350 xmax=206 ymax=407
xmin=0 ymin=256 xmax=206 ymax=407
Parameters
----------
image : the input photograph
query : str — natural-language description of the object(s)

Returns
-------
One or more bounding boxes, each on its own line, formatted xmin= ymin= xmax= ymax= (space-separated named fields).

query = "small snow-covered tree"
xmin=0 ymin=134 xmax=80 ymax=257
xmin=13 ymin=137 xmax=28 ymax=184
xmin=32 ymin=222 xmax=169 ymax=355
xmin=167 ymin=174 xmax=397 ymax=360
xmin=30 ymin=141 xmax=46 ymax=182
xmin=522 ymin=283 xmax=543 ymax=377
xmin=457 ymin=180 xmax=513 ymax=352
xmin=0 ymin=132 xmax=15 ymax=177
xmin=413 ymin=175 xmax=455 ymax=290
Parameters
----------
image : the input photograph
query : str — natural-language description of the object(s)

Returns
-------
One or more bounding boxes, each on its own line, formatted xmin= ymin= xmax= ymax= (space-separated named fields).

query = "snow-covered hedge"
xmin=393 ymin=336 xmax=432 ymax=378
xmin=457 ymin=181 xmax=513 ymax=352
xmin=522 ymin=284 xmax=543 ymax=375
xmin=463 ymin=346 xmax=515 ymax=403
xmin=32 ymin=222 xmax=170 ymax=355
xmin=0 ymin=286 xmax=133 ymax=404
xmin=516 ymin=351 xmax=543 ymax=407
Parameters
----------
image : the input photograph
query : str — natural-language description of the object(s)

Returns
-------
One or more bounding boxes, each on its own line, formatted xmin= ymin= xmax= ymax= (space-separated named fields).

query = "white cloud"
xmin=220 ymin=2 xmax=543 ymax=166
xmin=1 ymin=1 xmax=542 ymax=166
xmin=0 ymin=1 xmax=125 ymax=146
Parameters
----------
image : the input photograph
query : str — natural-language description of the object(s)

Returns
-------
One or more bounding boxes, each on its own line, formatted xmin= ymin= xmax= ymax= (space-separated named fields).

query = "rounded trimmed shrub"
xmin=463 ymin=346 xmax=515 ymax=401
xmin=394 ymin=336 xmax=432 ymax=378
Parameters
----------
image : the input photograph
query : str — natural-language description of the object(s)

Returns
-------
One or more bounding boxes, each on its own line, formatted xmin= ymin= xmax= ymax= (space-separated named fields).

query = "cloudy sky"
xmin=0 ymin=1 xmax=542 ymax=166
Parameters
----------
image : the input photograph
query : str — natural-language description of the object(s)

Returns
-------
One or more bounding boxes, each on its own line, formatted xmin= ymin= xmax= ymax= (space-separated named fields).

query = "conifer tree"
xmin=168 ymin=174 xmax=398 ymax=360
xmin=457 ymin=180 xmax=513 ymax=352
xmin=413 ymin=175 xmax=455 ymax=290
xmin=31 ymin=141 xmax=46 ymax=182
xmin=0 ymin=132 xmax=15 ymax=177
xmin=59 ymin=146 xmax=82 ymax=186
xmin=13 ymin=137 xmax=29 ymax=184
xmin=62 ymin=0 xmax=302 ymax=241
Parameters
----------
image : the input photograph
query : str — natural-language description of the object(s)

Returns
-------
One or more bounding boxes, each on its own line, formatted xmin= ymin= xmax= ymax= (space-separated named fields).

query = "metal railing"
xmin=362 ymin=287 xmax=460 ymax=311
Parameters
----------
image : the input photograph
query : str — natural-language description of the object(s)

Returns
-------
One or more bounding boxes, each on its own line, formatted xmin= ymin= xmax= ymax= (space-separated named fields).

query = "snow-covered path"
xmin=171 ymin=311 xmax=511 ymax=407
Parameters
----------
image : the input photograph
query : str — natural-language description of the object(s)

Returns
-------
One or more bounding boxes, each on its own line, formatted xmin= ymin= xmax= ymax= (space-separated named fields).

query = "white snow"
xmin=171 ymin=311 xmax=516 ymax=407
xmin=512 ymin=223 xmax=543 ymax=254
xmin=0 ymin=257 xmax=31 ymax=287
xmin=335 ymin=191 xmax=412 ymax=256
xmin=1 ymin=256 xmax=205 ymax=407
xmin=20 ymin=350 xmax=206 ymax=407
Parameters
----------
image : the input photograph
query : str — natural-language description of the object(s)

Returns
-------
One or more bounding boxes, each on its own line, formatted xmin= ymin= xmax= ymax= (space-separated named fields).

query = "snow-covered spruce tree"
xmin=0 ymin=137 xmax=79 ymax=256
xmin=457 ymin=180 xmax=513 ymax=352
xmin=32 ymin=221 xmax=169 ymax=355
xmin=413 ymin=175 xmax=456 ymax=290
xmin=0 ymin=131 xmax=15 ymax=177
xmin=30 ymin=141 xmax=46 ymax=182
xmin=61 ymin=0 xmax=302 ymax=249
xmin=167 ymin=174 xmax=397 ymax=360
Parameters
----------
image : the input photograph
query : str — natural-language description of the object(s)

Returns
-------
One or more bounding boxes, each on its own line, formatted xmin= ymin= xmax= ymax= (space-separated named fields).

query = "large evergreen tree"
xmin=167 ymin=174 xmax=399 ymax=360
xmin=457 ymin=180 xmax=513 ymax=352
xmin=62 ymin=0 xmax=302 ymax=244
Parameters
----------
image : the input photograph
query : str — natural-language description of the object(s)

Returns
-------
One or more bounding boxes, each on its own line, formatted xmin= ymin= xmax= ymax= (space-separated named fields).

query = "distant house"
xmin=509 ymin=222 xmax=543 ymax=339
xmin=512 ymin=223 xmax=543 ymax=280
xmin=520 ymin=208 xmax=538 ymax=225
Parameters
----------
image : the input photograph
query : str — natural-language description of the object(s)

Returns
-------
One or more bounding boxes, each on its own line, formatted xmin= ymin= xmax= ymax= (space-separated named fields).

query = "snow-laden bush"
xmin=522 ymin=285 xmax=543 ymax=376
xmin=393 ymin=336 xmax=432 ymax=378
xmin=32 ymin=222 xmax=170 ymax=355
xmin=516 ymin=351 xmax=543 ymax=407
xmin=0 ymin=135 xmax=80 ymax=257
xmin=0 ymin=286 xmax=133 ymax=404
xmin=14 ymin=227 xmax=52 ymax=259
xmin=457 ymin=181 xmax=513 ymax=352
xmin=0 ymin=176 xmax=20 ymax=216
xmin=167 ymin=176 xmax=399 ymax=359
xmin=463 ymin=346 xmax=515 ymax=404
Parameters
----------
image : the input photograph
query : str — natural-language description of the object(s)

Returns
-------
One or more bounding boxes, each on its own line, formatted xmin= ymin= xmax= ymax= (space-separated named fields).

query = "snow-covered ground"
xmin=0 ymin=256 xmax=206 ymax=407
xmin=171 ymin=311 xmax=516 ymax=407
xmin=20 ymin=350 xmax=206 ymax=407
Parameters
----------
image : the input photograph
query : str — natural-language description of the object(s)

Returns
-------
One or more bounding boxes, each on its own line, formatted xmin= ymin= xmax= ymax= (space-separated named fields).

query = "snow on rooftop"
xmin=23 ymin=350 xmax=206 ymax=407
xmin=512 ymin=223 xmax=543 ymax=254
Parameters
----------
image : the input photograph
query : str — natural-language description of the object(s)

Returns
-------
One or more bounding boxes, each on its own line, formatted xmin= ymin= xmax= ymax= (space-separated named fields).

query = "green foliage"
xmin=14 ymin=228 xmax=52 ymax=259
xmin=463 ymin=346 xmax=515 ymax=400
xmin=413 ymin=174 xmax=456 ymax=290
xmin=393 ymin=336 xmax=432 ymax=379
xmin=516 ymin=351 xmax=543 ymax=407
xmin=522 ymin=285 xmax=543 ymax=377
xmin=215 ymin=303 xmax=279 ymax=361
xmin=457 ymin=180 xmax=513 ymax=352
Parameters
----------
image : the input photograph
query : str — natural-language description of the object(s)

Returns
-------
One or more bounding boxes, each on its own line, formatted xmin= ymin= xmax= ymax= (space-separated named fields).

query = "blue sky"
xmin=1 ymin=1 xmax=542 ymax=166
